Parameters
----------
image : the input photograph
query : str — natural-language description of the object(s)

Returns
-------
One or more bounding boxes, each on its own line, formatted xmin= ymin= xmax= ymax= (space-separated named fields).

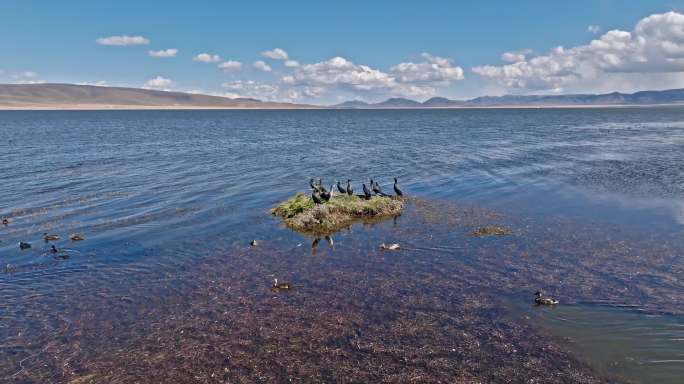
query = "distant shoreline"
xmin=0 ymin=104 xmax=322 ymax=110
xmin=4 ymin=83 xmax=684 ymax=110
xmin=2 ymin=103 xmax=684 ymax=110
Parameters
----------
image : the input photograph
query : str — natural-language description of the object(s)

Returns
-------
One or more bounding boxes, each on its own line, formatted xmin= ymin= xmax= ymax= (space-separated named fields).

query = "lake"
xmin=1 ymin=109 xmax=683 ymax=383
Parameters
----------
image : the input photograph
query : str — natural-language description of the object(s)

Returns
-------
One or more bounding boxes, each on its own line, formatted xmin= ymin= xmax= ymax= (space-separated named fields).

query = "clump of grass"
xmin=271 ymin=193 xmax=315 ymax=218
xmin=271 ymin=193 xmax=405 ymax=234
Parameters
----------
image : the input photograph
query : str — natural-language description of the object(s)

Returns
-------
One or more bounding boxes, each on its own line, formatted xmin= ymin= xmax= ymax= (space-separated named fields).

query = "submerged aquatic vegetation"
xmin=271 ymin=193 xmax=405 ymax=234
xmin=472 ymin=225 xmax=513 ymax=237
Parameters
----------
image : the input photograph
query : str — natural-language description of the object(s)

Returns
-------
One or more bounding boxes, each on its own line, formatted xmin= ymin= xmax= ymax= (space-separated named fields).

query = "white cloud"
xmin=473 ymin=12 xmax=684 ymax=92
xmin=224 ymin=80 xmax=277 ymax=96
xmin=284 ymin=54 xmax=465 ymax=99
xmin=148 ymin=48 xmax=178 ymax=58
xmin=291 ymin=56 xmax=395 ymax=89
xmin=187 ymin=53 xmax=467 ymax=102
xmin=501 ymin=49 xmax=532 ymax=63
xmin=218 ymin=60 xmax=242 ymax=71
xmin=193 ymin=53 xmax=221 ymax=63
xmin=144 ymin=76 xmax=173 ymax=89
xmin=390 ymin=53 xmax=464 ymax=83
xmin=12 ymin=71 xmax=45 ymax=84
xmin=303 ymin=86 xmax=325 ymax=97
xmin=12 ymin=71 xmax=39 ymax=79
xmin=222 ymin=80 xmax=301 ymax=101
xmin=96 ymin=35 xmax=149 ymax=46
xmin=77 ymin=81 xmax=109 ymax=87
xmin=262 ymin=48 xmax=289 ymax=60
xmin=254 ymin=60 xmax=272 ymax=72
xmin=588 ymin=25 xmax=601 ymax=34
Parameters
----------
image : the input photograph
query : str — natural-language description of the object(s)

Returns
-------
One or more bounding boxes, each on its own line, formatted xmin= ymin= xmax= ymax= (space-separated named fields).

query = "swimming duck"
xmin=393 ymin=177 xmax=404 ymax=197
xmin=272 ymin=278 xmax=292 ymax=291
xmin=50 ymin=245 xmax=59 ymax=253
xmin=362 ymin=183 xmax=372 ymax=200
xmin=534 ymin=291 xmax=559 ymax=305
xmin=250 ymin=240 xmax=258 ymax=247
xmin=2 ymin=218 xmax=9 ymax=225
xmin=337 ymin=181 xmax=347 ymax=194
xmin=70 ymin=234 xmax=85 ymax=241
xmin=43 ymin=233 xmax=60 ymax=241
xmin=346 ymin=179 xmax=354 ymax=196
xmin=380 ymin=243 xmax=401 ymax=250
xmin=312 ymin=189 xmax=324 ymax=204
xmin=19 ymin=242 xmax=31 ymax=250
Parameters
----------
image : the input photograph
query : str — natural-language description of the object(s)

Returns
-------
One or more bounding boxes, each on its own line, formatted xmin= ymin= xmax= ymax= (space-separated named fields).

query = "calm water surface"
xmin=1 ymin=109 xmax=683 ymax=382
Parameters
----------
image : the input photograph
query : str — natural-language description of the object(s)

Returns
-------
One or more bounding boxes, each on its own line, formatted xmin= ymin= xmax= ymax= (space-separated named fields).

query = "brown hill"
xmin=0 ymin=83 xmax=315 ymax=109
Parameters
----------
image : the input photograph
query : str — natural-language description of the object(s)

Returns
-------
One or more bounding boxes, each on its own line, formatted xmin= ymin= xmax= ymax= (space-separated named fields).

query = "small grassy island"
xmin=271 ymin=193 xmax=405 ymax=234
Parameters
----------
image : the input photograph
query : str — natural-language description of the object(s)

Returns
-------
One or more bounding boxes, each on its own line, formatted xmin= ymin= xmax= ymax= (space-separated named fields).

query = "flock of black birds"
xmin=309 ymin=177 xmax=403 ymax=204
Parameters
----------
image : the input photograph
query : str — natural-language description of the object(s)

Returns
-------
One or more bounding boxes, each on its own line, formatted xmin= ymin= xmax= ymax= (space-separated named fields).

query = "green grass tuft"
xmin=270 ymin=193 xmax=315 ymax=218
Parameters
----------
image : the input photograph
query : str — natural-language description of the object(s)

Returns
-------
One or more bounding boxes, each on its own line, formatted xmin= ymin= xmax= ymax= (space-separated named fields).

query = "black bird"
xmin=321 ymin=185 xmax=333 ymax=202
xmin=310 ymin=178 xmax=317 ymax=190
xmin=337 ymin=181 xmax=347 ymax=194
xmin=372 ymin=179 xmax=387 ymax=196
xmin=393 ymin=177 xmax=403 ymax=197
xmin=362 ymin=183 xmax=372 ymax=200
xmin=19 ymin=242 xmax=31 ymax=250
xmin=346 ymin=179 xmax=354 ymax=196
xmin=312 ymin=189 xmax=324 ymax=204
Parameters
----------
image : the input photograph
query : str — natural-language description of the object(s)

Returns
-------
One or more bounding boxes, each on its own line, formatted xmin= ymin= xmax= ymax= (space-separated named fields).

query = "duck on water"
xmin=534 ymin=291 xmax=559 ymax=305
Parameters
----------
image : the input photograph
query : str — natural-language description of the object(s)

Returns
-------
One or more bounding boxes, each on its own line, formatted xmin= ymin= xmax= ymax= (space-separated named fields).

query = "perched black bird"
xmin=337 ymin=180 xmax=347 ymax=194
xmin=310 ymin=178 xmax=318 ymax=190
xmin=312 ymin=189 xmax=324 ymax=204
xmin=393 ymin=177 xmax=403 ymax=197
xmin=321 ymin=185 xmax=333 ymax=202
xmin=346 ymin=179 xmax=354 ymax=196
xmin=362 ymin=183 xmax=372 ymax=200
xmin=372 ymin=179 xmax=386 ymax=196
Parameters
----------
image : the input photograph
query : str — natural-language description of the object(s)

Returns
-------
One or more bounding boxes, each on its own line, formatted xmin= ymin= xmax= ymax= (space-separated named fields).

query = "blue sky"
xmin=3 ymin=1 xmax=684 ymax=104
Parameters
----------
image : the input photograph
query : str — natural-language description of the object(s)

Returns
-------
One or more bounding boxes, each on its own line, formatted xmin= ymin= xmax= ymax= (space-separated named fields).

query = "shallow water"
xmin=1 ymin=109 xmax=683 ymax=382
xmin=510 ymin=302 xmax=684 ymax=384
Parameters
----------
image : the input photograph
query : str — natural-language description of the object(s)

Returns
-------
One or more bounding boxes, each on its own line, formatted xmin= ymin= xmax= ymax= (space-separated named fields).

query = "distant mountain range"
xmin=3 ymin=83 xmax=684 ymax=109
xmin=0 ymin=83 xmax=315 ymax=109
xmin=334 ymin=89 xmax=684 ymax=108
